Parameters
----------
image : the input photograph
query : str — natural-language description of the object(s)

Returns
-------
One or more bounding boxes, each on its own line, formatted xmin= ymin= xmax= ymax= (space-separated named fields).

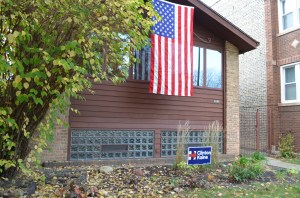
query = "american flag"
xmin=149 ymin=0 xmax=194 ymax=96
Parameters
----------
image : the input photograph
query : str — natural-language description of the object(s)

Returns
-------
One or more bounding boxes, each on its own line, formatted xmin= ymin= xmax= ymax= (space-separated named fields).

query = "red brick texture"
xmin=41 ymin=111 xmax=69 ymax=162
xmin=265 ymin=0 xmax=300 ymax=152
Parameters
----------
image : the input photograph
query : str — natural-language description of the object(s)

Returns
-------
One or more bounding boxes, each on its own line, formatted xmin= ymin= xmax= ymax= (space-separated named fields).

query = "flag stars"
xmin=152 ymin=0 xmax=175 ymax=38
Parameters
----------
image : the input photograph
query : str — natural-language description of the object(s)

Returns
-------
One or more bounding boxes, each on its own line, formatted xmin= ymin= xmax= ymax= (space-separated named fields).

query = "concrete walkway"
xmin=266 ymin=157 xmax=300 ymax=171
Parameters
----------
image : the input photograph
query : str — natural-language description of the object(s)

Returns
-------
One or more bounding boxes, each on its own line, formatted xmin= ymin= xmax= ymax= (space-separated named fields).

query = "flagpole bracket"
xmin=193 ymin=32 xmax=212 ymax=44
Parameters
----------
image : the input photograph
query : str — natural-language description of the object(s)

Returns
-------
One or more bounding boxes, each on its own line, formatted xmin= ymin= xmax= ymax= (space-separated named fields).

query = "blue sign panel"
xmin=187 ymin=146 xmax=212 ymax=165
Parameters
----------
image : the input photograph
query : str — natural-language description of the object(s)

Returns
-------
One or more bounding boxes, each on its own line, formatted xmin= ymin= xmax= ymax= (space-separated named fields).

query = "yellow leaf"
xmin=16 ymin=91 xmax=21 ymax=96
xmin=66 ymin=17 xmax=72 ymax=23
xmin=23 ymin=82 xmax=29 ymax=89
xmin=13 ymin=31 xmax=19 ymax=38
xmin=69 ymin=51 xmax=76 ymax=57
xmin=53 ymin=59 xmax=59 ymax=65
xmin=72 ymin=87 xmax=77 ymax=92
xmin=90 ymin=59 xmax=95 ymax=64
xmin=14 ymin=75 xmax=22 ymax=84
xmin=32 ymin=68 xmax=39 ymax=73
xmin=7 ymin=34 xmax=14 ymax=43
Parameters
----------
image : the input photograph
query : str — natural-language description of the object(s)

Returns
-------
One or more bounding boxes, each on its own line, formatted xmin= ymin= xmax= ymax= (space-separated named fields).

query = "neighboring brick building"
xmin=210 ymin=0 xmax=300 ymax=153
xmin=265 ymin=0 xmax=300 ymax=152
xmin=210 ymin=0 xmax=268 ymax=153
xmin=42 ymin=0 xmax=259 ymax=162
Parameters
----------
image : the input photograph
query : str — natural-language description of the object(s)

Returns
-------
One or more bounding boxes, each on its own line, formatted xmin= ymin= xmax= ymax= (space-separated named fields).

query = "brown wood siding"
xmin=70 ymin=81 xmax=223 ymax=130
xmin=70 ymin=21 xmax=224 ymax=132
xmin=193 ymin=23 xmax=224 ymax=51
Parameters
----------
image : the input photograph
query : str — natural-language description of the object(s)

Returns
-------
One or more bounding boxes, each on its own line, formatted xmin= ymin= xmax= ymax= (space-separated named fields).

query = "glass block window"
xmin=161 ymin=131 xmax=223 ymax=157
xmin=70 ymin=130 xmax=154 ymax=161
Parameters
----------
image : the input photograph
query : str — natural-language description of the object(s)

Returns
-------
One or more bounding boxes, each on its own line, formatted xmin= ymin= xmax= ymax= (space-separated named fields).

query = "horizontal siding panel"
xmin=71 ymin=102 xmax=223 ymax=113
xmin=70 ymin=117 xmax=219 ymax=125
xmin=81 ymin=91 xmax=223 ymax=104
xmin=71 ymin=122 xmax=214 ymax=130
xmin=70 ymin=113 xmax=222 ymax=123
xmin=70 ymin=108 xmax=222 ymax=120
xmin=71 ymin=99 xmax=223 ymax=110
xmin=71 ymin=76 xmax=223 ymax=130
xmin=88 ymin=82 xmax=223 ymax=97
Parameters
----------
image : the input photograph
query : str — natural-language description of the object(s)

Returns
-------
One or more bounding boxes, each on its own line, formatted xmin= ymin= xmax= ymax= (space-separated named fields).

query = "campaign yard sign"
xmin=187 ymin=146 xmax=212 ymax=165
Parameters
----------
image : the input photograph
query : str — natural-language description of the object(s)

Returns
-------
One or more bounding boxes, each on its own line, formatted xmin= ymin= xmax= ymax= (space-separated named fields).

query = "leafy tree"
xmin=0 ymin=0 xmax=156 ymax=178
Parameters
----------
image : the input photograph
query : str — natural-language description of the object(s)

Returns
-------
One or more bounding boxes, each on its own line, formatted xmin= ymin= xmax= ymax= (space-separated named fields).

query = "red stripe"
xmin=184 ymin=7 xmax=188 ymax=96
xmin=164 ymin=39 xmax=168 ymax=95
xmin=149 ymin=4 xmax=194 ymax=97
xmin=190 ymin=8 xmax=194 ymax=96
xmin=171 ymin=39 xmax=175 ymax=95
xmin=157 ymin=36 xmax=162 ymax=94
xmin=178 ymin=6 xmax=182 ymax=96
xmin=149 ymin=34 xmax=155 ymax=93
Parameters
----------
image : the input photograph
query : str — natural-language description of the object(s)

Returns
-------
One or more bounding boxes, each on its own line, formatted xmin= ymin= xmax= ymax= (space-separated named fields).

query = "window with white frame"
xmin=278 ymin=0 xmax=300 ymax=31
xmin=281 ymin=63 xmax=300 ymax=103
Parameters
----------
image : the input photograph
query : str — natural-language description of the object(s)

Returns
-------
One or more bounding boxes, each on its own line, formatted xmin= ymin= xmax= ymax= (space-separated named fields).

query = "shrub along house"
xmin=42 ymin=0 xmax=259 ymax=162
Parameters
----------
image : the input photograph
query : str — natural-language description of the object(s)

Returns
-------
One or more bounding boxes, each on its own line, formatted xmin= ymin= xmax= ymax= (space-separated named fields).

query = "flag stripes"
xmin=150 ymin=0 xmax=194 ymax=96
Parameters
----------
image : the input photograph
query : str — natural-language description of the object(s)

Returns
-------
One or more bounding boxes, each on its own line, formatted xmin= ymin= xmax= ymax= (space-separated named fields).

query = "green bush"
xmin=228 ymin=153 xmax=265 ymax=183
xmin=252 ymin=151 xmax=266 ymax=161
xmin=279 ymin=132 xmax=295 ymax=158
xmin=177 ymin=161 xmax=195 ymax=170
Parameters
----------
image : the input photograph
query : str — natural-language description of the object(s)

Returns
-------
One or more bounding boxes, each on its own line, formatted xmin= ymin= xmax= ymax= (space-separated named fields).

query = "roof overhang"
xmin=170 ymin=0 xmax=259 ymax=54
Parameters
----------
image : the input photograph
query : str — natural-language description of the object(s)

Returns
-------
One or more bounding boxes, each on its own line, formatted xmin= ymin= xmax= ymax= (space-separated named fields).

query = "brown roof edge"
xmin=188 ymin=0 xmax=260 ymax=53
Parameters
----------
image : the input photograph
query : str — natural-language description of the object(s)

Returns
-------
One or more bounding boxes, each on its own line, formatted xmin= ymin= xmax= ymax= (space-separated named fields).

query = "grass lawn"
xmin=186 ymin=180 xmax=300 ymax=198
xmin=281 ymin=156 xmax=300 ymax=165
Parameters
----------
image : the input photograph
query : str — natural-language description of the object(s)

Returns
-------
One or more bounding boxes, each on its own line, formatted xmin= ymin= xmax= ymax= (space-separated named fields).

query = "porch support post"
xmin=224 ymin=41 xmax=240 ymax=155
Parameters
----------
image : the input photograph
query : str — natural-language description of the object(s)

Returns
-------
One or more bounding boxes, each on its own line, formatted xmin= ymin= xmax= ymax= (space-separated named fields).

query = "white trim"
xmin=276 ymin=25 xmax=300 ymax=36
xmin=174 ymin=5 xmax=179 ymax=96
xmin=161 ymin=37 xmax=165 ymax=95
xmin=278 ymin=102 xmax=300 ymax=106
xmin=153 ymin=35 xmax=159 ymax=94
xmin=181 ymin=8 xmax=185 ymax=96
xmin=280 ymin=62 xmax=300 ymax=103
xmin=278 ymin=0 xmax=300 ymax=32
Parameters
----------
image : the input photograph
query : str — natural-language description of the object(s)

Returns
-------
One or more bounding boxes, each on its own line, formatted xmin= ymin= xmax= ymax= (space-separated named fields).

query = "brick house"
xmin=42 ymin=0 xmax=258 ymax=162
xmin=209 ymin=0 xmax=268 ymax=154
xmin=210 ymin=0 xmax=300 ymax=153
xmin=265 ymin=0 xmax=300 ymax=152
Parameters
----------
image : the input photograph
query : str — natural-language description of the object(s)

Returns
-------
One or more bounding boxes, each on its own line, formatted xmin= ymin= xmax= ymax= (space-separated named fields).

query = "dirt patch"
xmin=0 ymin=163 xmax=299 ymax=197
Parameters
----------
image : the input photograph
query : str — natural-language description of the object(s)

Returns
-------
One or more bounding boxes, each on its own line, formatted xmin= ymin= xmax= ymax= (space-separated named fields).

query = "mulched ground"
xmin=0 ymin=163 xmax=299 ymax=197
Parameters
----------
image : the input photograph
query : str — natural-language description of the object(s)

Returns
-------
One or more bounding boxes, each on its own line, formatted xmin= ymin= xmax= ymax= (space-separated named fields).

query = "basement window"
xmin=70 ymin=130 xmax=154 ymax=160
xmin=161 ymin=131 xmax=223 ymax=157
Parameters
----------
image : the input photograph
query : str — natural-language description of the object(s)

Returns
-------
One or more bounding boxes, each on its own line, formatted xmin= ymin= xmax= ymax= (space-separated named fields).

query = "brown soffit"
xmin=170 ymin=0 xmax=260 ymax=54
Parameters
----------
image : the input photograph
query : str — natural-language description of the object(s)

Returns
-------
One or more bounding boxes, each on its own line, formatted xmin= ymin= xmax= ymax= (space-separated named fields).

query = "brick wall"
xmin=41 ymin=111 xmax=69 ymax=162
xmin=265 ymin=0 xmax=300 ymax=152
xmin=279 ymin=106 xmax=300 ymax=152
xmin=212 ymin=0 xmax=268 ymax=153
xmin=224 ymin=41 xmax=240 ymax=155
